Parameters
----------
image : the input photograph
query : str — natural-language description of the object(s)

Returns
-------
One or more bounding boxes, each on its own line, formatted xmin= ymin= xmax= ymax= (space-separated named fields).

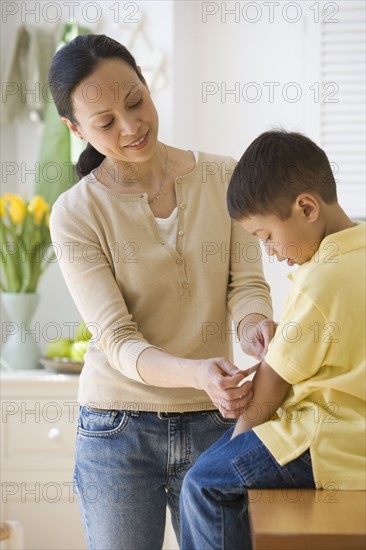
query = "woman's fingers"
xmin=198 ymin=358 xmax=255 ymax=417
xmin=215 ymin=357 xmax=244 ymax=377
xmin=219 ymin=392 xmax=254 ymax=418
xmin=241 ymin=362 xmax=260 ymax=378
xmin=213 ymin=380 xmax=254 ymax=418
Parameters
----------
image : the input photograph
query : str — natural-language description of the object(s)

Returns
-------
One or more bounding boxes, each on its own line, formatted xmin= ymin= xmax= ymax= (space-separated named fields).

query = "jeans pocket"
xmin=208 ymin=410 xmax=237 ymax=428
xmin=297 ymin=448 xmax=312 ymax=466
xmin=77 ymin=406 xmax=129 ymax=437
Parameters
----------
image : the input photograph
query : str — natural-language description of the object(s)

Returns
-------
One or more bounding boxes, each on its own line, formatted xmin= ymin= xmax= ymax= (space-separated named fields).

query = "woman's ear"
xmin=295 ymin=193 xmax=320 ymax=222
xmin=61 ymin=117 xmax=84 ymax=140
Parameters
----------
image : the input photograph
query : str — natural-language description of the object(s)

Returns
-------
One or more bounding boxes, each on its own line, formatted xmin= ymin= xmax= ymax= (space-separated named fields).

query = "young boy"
xmin=180 ymin=130 xmax=365 ymax=550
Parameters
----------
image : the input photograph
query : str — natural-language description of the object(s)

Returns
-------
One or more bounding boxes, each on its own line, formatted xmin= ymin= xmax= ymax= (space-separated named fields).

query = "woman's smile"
xmin=124 ymin=130 xmax=149 ymax=150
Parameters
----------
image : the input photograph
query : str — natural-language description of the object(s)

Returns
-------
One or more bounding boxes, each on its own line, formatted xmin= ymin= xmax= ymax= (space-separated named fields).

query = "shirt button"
xmin=179 ymin=203 xmax=186 ymax=209
xmin=182 ymin=282 xmax=189 ymax=289
xmin=176 ymin=258 xmax=183 ymax=265
xmin=178 ymin=230 xmax=185 ymax=237
xmin=176 ymin=178 xmax=182 ymax=184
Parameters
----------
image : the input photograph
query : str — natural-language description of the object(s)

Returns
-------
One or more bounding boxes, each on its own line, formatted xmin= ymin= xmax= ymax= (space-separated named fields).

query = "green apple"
xmin=75 ymin=321 xmax=92 ymax=342
xmin=69 ymin=340 xmax=89 ymax=362
xmin=46 ymin=338 xmax=72 ymax=359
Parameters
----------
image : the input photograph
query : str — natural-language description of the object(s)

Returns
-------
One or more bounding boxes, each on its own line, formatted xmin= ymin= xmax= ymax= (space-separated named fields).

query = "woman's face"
xmin=66 ymin=58 xmax=159 ymax=163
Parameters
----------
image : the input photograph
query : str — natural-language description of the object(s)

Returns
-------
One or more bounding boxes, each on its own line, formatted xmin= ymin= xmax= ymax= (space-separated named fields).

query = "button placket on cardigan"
xmin=139 ymin=191 xmax=191 ymax=299
xmin=175 ymin=177 xmax=185 ymax=258
xmin=175 ymin=177 xmax=191 ymax=298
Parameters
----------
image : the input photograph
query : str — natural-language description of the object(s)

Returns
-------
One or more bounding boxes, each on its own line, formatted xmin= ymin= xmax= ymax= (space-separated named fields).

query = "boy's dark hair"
xmin=227 ymin=130 xmax=337 ymax=220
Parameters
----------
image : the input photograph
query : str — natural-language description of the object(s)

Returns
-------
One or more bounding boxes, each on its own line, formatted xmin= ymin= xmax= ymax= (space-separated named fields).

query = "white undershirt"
xmin=155 ymin=206 xmax=179 ymax=249
xmin=120 ymin=150 xmax=198 ymax=371
xmin=154 ymin=149 xmax=198 ymax=249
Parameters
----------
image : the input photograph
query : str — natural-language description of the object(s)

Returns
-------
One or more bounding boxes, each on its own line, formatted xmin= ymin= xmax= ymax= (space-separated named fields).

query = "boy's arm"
xmin=231 ymin=360 xmax=290 ymax=438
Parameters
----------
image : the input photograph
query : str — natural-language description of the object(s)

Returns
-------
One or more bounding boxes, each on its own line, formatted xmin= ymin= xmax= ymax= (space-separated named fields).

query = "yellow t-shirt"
xmin=254 ymin=223 xmax=366 ymax=490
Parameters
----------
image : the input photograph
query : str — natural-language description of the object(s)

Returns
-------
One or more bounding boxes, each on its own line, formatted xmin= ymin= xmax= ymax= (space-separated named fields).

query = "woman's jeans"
xmin=73 ymin=405 xmax=236 ymax=550
xmin=180 ymin=427 xmax=315 ymax=550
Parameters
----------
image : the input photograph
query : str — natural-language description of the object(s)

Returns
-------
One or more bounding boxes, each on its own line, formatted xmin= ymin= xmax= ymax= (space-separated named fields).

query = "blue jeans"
xmin=180 ymin=427 xmax=315 ymax=550
xmin=73 ymin=406 xmax=236 ymax=550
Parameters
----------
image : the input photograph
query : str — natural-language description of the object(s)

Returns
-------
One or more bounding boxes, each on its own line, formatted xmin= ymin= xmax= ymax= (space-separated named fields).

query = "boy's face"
xmin=240 ymin=208 xmax=320 ymax=266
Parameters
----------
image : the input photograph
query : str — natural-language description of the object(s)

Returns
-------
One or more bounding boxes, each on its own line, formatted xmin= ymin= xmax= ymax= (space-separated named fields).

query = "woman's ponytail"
xmin=76 ymin=143 xmax=105 ymax=178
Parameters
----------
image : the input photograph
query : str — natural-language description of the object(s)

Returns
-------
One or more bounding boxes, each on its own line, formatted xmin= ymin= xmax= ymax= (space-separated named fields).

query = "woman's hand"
xmin=137 ymin=348 xmax=257 ymax=418
xmin=238 ymin=314 xmax=277 ymax=361
xmin=192 ymin=358 xmax=256 ymax=419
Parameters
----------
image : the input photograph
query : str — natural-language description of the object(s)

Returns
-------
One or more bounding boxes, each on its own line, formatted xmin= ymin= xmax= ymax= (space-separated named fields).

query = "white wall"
xmin=174 ymin=1 xmax=311 ymax=154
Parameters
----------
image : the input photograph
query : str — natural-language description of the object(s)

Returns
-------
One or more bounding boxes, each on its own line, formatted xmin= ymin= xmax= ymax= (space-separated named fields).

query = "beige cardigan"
xmin=50 ymin=151 xmax=272 ymax=411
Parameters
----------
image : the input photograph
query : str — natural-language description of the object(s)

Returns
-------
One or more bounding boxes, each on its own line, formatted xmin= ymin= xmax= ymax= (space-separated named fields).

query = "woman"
xmin=49 ymin=34 xmax=274 ymax=550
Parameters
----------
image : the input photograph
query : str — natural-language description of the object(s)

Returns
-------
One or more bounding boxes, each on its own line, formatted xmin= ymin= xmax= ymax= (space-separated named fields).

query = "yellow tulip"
xmin=28 ymin=195 xmax=50 ymax=225
xmin=3 ymin=193 xmax=26 ymax=225
xmin=0 ymin=197 xmax=6 ymax=217
xmin=1 ymin=193 xmax=53 ymax=292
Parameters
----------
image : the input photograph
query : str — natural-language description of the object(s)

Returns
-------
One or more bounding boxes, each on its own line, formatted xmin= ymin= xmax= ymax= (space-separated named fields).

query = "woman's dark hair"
xmin=227 ymin=129 xmax=337 ymax=221
xmin=48 ymin=34 xmax=142 ymax=178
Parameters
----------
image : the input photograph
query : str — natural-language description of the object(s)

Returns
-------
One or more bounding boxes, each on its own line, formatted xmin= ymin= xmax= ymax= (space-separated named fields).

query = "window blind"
xmin=319 ymin=0 xmax=365 ymax=219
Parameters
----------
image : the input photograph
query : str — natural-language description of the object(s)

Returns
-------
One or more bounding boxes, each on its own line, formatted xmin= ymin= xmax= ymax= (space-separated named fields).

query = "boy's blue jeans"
xmin=180 ymin=427 xmax=315 ymax=550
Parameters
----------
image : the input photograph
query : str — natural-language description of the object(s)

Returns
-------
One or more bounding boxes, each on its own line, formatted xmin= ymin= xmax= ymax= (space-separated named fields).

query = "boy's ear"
xmin=295 ymin=193 xmax=320 ymax=222
xmin=61 ymin=117 xmax=84 ymax=140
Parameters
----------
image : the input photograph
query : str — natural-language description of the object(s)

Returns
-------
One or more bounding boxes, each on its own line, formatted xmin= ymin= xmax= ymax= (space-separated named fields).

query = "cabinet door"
xmin=1 ymin=397 xmax=79 ymax=472
xmin=1 ymin=474 xmax=86 ymax=550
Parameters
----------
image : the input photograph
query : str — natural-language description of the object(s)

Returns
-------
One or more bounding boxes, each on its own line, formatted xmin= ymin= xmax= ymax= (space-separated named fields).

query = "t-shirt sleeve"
xmin=50 ymin=203 xmax=159 ymax=384
xmin=265 ymin=287 xmax=330 ymax=385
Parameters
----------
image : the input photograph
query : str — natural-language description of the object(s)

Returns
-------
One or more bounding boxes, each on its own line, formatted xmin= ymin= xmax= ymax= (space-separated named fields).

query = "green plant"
xmin=0 ymin=193 xmax=55 ymax=292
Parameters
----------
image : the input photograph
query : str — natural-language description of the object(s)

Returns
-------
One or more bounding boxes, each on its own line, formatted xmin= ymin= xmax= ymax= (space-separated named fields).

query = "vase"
xmin=1 ymin=293 xmax=41 ymax=370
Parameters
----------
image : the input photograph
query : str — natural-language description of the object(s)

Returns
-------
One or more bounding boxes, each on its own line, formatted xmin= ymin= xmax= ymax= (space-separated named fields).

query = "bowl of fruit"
xmin=39 ymin=321 xmax=92 ymax=374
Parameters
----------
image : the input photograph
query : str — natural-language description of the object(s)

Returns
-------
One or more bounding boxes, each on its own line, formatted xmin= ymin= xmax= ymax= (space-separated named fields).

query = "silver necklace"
xmin=102 ymin=144 xmax=168 ymax=204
